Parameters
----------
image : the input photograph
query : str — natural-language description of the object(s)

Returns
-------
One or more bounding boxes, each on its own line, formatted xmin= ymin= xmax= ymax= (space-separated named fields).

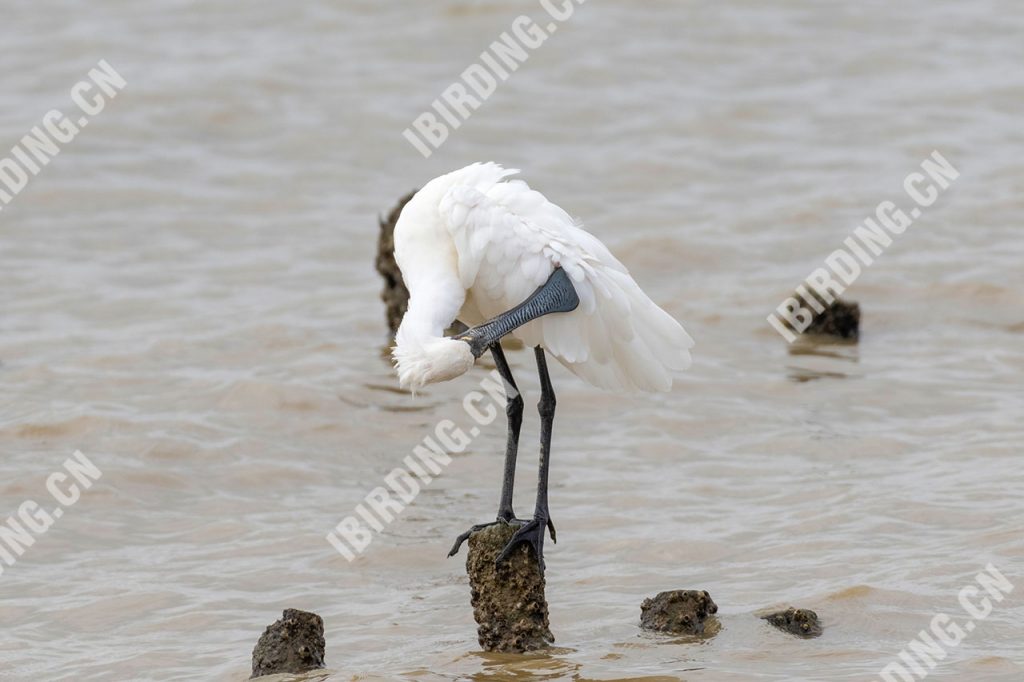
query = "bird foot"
xmin=495 ymin=514 xmax=556 ymax=574
xmin=447 ymin=516 xmax=525 ymax=557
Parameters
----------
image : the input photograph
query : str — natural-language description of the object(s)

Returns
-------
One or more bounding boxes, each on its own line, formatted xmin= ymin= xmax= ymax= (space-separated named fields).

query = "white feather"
xmin=392 ymin=162 xmax=693 ymax=392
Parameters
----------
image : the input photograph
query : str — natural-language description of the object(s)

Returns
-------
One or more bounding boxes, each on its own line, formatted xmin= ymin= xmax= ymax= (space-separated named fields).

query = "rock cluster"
xmin=466 ymin=522 xmax=554 ymax=652
xmin=251 ymin=609 xmax=326 ymax=678
xmin=640 ymin=589 xmax=719 ymax=635
xmin=761 ymin=607 xmax=823 ymax=638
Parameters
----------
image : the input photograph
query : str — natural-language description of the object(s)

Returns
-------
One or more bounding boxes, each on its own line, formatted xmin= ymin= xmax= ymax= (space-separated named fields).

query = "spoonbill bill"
xmin=392 ymin=162 xmax=693 ymax=571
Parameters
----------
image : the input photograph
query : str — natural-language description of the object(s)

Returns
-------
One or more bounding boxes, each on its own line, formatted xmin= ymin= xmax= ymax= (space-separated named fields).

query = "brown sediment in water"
xmin=250 ymin=609 xmax=326 ymax=678
xmin=466 ymin=522 xmax=554 ymax=653
xmin=640 ymin=590 xmax=719 ymax=636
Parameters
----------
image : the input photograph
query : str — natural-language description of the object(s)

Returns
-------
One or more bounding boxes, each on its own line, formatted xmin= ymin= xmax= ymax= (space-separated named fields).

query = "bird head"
xmin=392 ymin=336 xmax=476 ymax=392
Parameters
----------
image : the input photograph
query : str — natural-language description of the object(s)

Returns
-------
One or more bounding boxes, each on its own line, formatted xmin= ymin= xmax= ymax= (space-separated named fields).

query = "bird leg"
xmin=455 ymin=268 xmax=579 ymax=358
xmin=448 ymin=269 xmax=574 ymax=565
xmin=447 ymin=343 xmax=526 ymax=557
xmin=496 ymin=346 xmax=557 ymax=573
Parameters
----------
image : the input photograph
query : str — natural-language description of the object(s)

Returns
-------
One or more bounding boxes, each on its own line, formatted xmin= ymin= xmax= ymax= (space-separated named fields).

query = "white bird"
xmin=392 ymin=162 xmax=693 ymax=570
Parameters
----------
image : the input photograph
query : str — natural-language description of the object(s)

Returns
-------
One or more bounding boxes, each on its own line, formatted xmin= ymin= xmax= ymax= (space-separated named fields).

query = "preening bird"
xmin=392 ymin=162 xmax=693 ymax=571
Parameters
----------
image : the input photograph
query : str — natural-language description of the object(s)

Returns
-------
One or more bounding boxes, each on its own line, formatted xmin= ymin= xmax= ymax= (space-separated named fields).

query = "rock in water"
xmin=803 ymin=297 xmax=860 ymax=340
xmin=761 ymin=607 xmax=823 ymax=638
xmin=795 ymin=291 xmax=861 ymax=340
xmin=251 ymin=609 xmax=326 ymax=678
xmin=640 ymin=590 xmax=718 ymax=635
xmin=376 ymin=191 xmax=416 ymax=335
xmin=466 ymin=522 xmax=554 ymax=652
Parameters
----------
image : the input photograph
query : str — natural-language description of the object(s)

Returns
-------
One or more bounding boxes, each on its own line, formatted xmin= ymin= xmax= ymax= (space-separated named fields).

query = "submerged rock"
xmin=805 ymin=300 xmax=860 ymax=339
xmin=798 ymin=292 xmax=861 ymax=340
xmin=466 ymin=522 xmax=554 ymax=652
xmin=761 ymin=607 xmax=823 ymax=638
xmin=376 ymin=190 xmax=416 ymax=335
xmin=251 ymin=609 xmax=326 ymax=678
xmin=640 ymin=590 xmax=718 ymax=635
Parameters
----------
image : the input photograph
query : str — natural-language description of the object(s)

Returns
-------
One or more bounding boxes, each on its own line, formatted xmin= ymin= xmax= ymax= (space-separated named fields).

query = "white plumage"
xmin=392 ymin=162 xmax=693 ymax=392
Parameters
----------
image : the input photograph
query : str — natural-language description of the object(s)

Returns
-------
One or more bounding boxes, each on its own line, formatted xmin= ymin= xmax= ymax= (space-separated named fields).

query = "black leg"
xmin=447 ymin=343 xmax=525 ymax=557
xmin=496 ymin=346 xmax=557 ymax=573
xmin=491 ymin=343 xmax=523 ymax=522
xmin=534 ymin=346 xmax=557 ymax=543
xmin=457 ymin=268 xmax=579 ymax=358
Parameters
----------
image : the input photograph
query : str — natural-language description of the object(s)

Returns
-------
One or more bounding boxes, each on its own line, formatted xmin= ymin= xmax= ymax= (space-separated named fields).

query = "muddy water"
xmin=1 ymin=1 xmax=1022 ymax=680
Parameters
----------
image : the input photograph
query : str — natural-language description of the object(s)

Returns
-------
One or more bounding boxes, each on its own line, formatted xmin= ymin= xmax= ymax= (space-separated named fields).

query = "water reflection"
xmin=786 ymin=336 xmax=860 ymax=382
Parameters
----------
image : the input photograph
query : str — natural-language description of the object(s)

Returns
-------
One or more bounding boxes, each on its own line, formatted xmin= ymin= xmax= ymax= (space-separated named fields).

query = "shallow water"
xmin=1 ymin=1 xmax=1023 ymax=680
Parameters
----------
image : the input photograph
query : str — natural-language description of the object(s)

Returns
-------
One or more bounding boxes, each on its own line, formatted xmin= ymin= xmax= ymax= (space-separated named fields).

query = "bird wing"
xmin=438 ymin=163 xmax=693 ymax=391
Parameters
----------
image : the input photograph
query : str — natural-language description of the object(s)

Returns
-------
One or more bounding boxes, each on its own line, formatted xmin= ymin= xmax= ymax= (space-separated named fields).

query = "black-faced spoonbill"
xmin=392 ymin=163 xmax=693 ymax=571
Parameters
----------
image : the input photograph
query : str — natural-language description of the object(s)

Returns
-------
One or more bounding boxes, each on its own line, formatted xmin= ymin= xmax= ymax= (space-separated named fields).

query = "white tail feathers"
xmin=541 ymin=268 xmax=692 ymax=392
